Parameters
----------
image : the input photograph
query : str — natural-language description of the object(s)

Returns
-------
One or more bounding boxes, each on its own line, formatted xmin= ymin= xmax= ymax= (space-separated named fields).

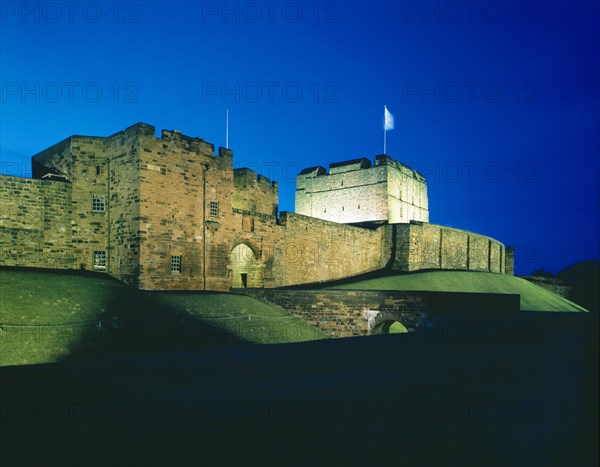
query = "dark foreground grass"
xmin=0 ymin=269 xmax=327 ymax=367
xmin=1 ymin=311 xmax=597 ymax=466
xmin=328 ymin=270 xmax=588 ymax=312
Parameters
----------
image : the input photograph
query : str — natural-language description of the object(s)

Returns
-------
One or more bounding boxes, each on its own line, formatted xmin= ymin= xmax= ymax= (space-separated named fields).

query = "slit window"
xmin=96 ymin=165 xmax=101 ymax=176
xmin=92 ymin=194 xmax=106 ymax=212
xmin=171 ymin=255 xmax=182 ymax=273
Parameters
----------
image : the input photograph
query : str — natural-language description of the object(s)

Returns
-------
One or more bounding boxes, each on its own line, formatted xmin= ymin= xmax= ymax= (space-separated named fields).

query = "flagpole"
xmin=226 ymin=108 xmax=229 ymax=148
xmin=383 ymin=105 xmax=387 ymax=154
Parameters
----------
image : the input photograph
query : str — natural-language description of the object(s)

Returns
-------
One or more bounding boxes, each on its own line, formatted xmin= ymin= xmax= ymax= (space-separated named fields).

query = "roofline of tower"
xmin=297 ymin=154 xmax=427 ymax=181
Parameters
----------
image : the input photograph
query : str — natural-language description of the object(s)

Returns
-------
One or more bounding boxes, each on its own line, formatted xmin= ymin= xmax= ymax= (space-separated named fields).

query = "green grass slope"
xmin=0 ymin=269 xmax=327 ymax=367
xmin=328 ymin=270 xmax=588 ymax=312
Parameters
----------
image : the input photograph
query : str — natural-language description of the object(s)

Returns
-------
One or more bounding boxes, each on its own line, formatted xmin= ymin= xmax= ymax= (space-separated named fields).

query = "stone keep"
xmin=295 ymin=155 xmax=429 ymax=225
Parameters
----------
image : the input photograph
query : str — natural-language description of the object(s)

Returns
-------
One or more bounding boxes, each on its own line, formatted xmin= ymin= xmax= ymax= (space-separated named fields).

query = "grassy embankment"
xmin=328 ymin=270 xmax=588 ymax=312
xmin=0 ymin=268 xmax=326 ymax=366
xmin=1 ymin=268 xmax=587 ymax=365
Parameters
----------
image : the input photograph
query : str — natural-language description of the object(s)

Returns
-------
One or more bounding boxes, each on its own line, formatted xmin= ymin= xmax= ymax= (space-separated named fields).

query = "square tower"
xmin=295 ymin=155 xmax=429 ymax=225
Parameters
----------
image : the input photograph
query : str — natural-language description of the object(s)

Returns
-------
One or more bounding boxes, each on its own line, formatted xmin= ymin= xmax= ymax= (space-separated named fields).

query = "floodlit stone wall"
xmin=268 ymin=212 xmax=385 ymax=287
xmin=295 ymin=155 xmax=429 ymax=224
xmin=233 ymin=168 xmax=278 ymax=216
xmin=384 ymin=156 xmax=429 ymax=223
xmin=0 ymin=176 xmax=74 ymax=269
xmin=135 ymin=128 xmax=231 ymax=290
xmin=388 ymin=222 xmax=506 ymax=274
xmin=0 ymin=124 xmax=513 ymax=291
xmin=33 ymin=135 xmax=109 ymax=271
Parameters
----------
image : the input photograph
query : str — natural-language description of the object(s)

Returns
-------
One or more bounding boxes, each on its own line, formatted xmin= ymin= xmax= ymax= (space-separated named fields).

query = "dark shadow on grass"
xmin=58 ymin=287 xmax=251 ymax=363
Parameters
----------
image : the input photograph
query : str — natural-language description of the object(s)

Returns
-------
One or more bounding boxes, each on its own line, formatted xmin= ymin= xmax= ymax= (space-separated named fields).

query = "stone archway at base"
xmin=231 ymin=243 xmax=263 ymax=288
xmin=372 ymin=320 xmax=409 ymax=334
xmin=365 ymin=309 xmax=410 ymax=335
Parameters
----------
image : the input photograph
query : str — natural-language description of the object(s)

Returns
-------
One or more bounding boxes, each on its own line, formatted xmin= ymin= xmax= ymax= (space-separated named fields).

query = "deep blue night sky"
xmin=1 ymin=0 xmax=598 ymax=275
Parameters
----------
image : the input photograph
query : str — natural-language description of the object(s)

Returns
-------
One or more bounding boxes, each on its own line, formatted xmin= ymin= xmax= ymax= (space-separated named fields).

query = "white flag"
xmin=384 ymin=106 xmax=394 ymax=131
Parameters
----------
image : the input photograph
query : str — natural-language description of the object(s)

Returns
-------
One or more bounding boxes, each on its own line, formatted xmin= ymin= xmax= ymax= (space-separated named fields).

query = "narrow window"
xmin=92 ymin=194 xmax=106 ymax=212
xmin=96 ymin=165 xmax=101 ymax=176
xmin=93 ymin=251 xmax=107 ymax=270
xmin=210 ymin=200 xmax=219 ymax=217
xmin=171 ymin=255 xmax=182 ymax=273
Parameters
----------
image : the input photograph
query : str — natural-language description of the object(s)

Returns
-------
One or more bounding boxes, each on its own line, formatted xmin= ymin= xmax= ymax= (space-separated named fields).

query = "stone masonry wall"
xmin=0 ymin=175 xmax=74 ymax=269
xmin=522 ymin=276 xmax=572 ymax=298
xmin=216 ymin=210 xmax=386 ymax=291
xmin=389 ymin=222 xmax=506 ymax=274
xmin=233 ymin=288 xmax=520 ymax=337
xmin=296 ymin=163 xmax=388 ymax=223
xmin=1 ymin=124 xmax=513 ymax=292
xmin=104 ymin=125 xmax=143 ymax=285
xmin=295 ymin=155 xmax=429 ymax=224
xmin=136 ymin=129 xmax=233 ymax=291
xmin=32 ymin=135 xmax=109 ymax=271
xmin=31 ymin=124 xmax=145 ymax=281
xmin=383 ymin=156 xmax=429 ymax=223
xmin=270 ymin=212 xmax=385 ymax=287
xmin=233 ymin=168 xmax=278 ymax=216
xmin=505 ymin=246 xmax=515 ymax=276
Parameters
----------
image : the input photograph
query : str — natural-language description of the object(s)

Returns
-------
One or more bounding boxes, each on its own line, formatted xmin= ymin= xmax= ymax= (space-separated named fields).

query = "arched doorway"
xmin=230 ymin=243 xmax=263 ymax=288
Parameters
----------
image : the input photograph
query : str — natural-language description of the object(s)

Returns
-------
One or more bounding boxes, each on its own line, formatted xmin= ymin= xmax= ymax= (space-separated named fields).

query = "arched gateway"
xmin=230 ymin=243 xmax=263 ymax=288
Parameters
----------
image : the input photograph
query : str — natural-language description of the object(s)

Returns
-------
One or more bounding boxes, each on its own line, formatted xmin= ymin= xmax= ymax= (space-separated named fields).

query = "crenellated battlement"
xmin=298 ymin=165 xmax=326 ymax=177
xmin=375 ymin=154 xmax=425 ymax=181
xmin=157 ymin=128 xmax=224 ymax=158
xmin=296 ymin=154 xmax=429 ymax=225
xmin=232 ymin=168 xmax=278 ymax=216
xmin=233 ymin=168 xmax=278 ymax=188
xmin=329 ymin=157 xmax=371 ymax=174
xmin=297 ymin=155 xmax=424 ymax=181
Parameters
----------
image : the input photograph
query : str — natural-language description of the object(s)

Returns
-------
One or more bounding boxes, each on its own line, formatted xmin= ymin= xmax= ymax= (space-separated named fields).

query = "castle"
xmin=0 ymin=123 xmax=513 ymax=291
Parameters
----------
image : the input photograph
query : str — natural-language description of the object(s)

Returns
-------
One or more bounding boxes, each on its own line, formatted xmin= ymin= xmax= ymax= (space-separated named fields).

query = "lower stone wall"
xmin=233 ymin=288 xmax=520 ymax=338
xmin=0 ymin=175 xmax=75 ymax=269
xmin=522 ymin=277 xmax=573 ymax=299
